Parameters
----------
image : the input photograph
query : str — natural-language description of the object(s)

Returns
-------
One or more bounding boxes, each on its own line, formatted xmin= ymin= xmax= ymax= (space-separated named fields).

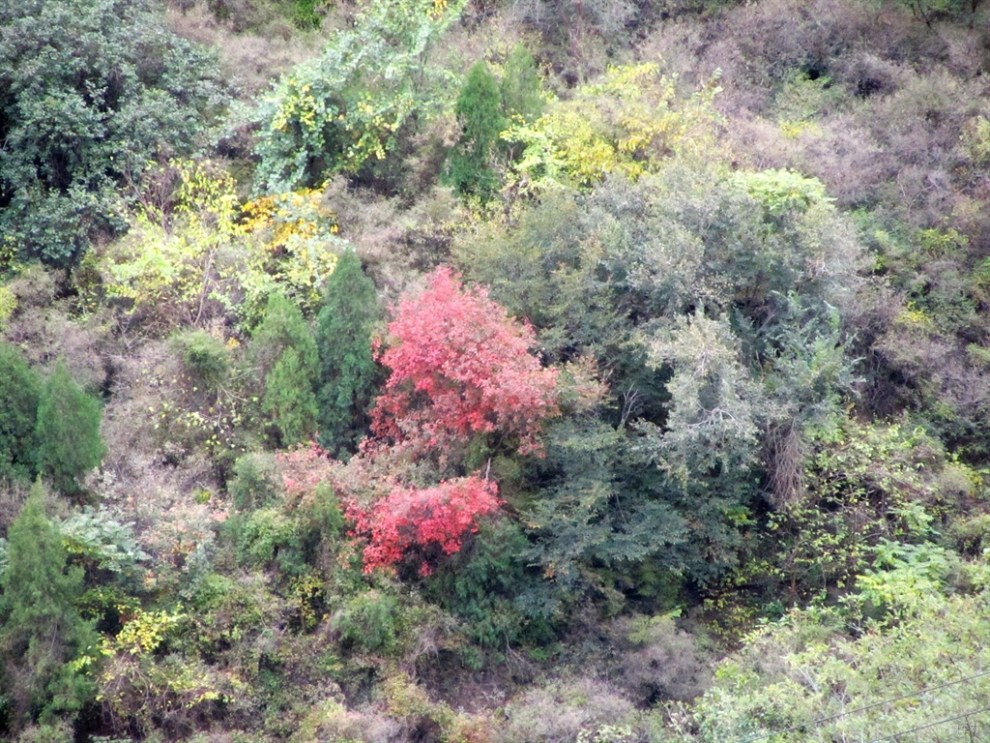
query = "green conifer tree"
xmin=0 ymin=485 xmax=97 ymax=733
xmin=263 ymin=347 xmax=320 ymax=446
xmin=250 ymin=291 xmax=319 ymax=378
xmin=35 ymin=362 xmax=104 ymax=497
xmin=0 ymin=343 xmax=41 ymax=482
xmin=315 ymin=250 xmax=380 ymax=457
xmin=251 ymin=291 xmax=320 ymax=447
xmin=447 ymin=61 xmax=507 ymax=202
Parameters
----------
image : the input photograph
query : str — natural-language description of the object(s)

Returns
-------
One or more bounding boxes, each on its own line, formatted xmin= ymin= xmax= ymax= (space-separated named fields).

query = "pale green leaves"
xmin=640 ymin=312 xmax=760 ymax=486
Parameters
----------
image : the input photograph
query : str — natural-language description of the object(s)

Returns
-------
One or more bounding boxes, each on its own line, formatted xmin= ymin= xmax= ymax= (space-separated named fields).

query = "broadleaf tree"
xmin=0 ymin=0 xmax=222 ymax=265
xmin=253 ymin=0 xmax=467 ymax=192
xmin=371 ymin=265 xmax=559 ymax=457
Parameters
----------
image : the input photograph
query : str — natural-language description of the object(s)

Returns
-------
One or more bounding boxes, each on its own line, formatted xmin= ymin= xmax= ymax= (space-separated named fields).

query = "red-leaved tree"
xmin=371 ymin=266 xmax=558 ymax=455
xmin=346 ymin=476 xmax=501 ymax=575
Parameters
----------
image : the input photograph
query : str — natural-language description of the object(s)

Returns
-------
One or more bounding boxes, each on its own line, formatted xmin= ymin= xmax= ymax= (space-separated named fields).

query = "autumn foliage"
xmin=347 ymin=476 xmax=501 ymax=575
xmin=371 ymin=266 xmax=558 ymax=455
xmin=276 ymin=442 xmax=336 ymax=500
xmin=276 ymin=269 xmax=557 ymax=574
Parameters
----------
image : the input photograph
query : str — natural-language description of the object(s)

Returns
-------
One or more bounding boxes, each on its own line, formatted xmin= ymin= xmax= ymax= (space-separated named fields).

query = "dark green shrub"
xmin=331 ymin=590 xmax=401 ymax=655
xmin=288 ymin=0 xmax=323 ymax=28
xmin=295 ymin=483 xmax=349 ymax=573
xmin=425 ymin=519 xmax=554 ymax=651
xmin=231 ymin=507 xmax=305 ymax=575
xmin=229 ymin=453 xmax=283 ymax=512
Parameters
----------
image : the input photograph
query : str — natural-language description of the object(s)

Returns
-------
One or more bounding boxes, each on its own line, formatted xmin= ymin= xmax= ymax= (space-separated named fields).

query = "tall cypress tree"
xmin=0 ymin=486 xmax=96 ymax=733
xmin=251 ymin=291 xmax=320 ymax=447
xmin=315 ymin=250 xmax=380 ymax=457
xmin=264 ymin=347 xmax=320 ymax=446
xmin=447 ymin=61 xmax=507 ymax=202
xmin=35 ymin=362 xmax=104 ymax=497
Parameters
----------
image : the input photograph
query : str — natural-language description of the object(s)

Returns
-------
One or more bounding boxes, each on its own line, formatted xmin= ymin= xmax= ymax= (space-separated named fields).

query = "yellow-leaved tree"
xmin=503 ymin=63 xmax=724 ymax=193
xmin=87 ymin=160 xmax=343 ymax=331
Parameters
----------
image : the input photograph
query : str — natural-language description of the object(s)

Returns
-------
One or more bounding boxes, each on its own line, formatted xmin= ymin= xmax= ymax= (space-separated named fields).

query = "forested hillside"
xmin=2 ymin=0 xmax=990 ymax=740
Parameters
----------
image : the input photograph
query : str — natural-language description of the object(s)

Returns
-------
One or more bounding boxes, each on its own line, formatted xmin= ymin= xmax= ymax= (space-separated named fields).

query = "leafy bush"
xmin=0 ymin=0 xmax=223 ymax=266
xmin=503 ymin=63 xmax=723 ymax=191
xmin=764 ymin=416 xmax=950 ymax=604
xmin=252 ymin=0 xmax=467 ymax=192
xmin=331 ymin=590 xmax=401 ymax=655
xmin=59 ymin=508 xmax=149 ymax=582
xmin=91 ymin=161 xmax=343 ymax=331
xmin=186 ymin=572 xmax=285 ymax=661
xmin=172 ymin=330 xmax=231 ymax=392
xmin=98 ymin=643 xmax=237 ymax=738
xmin=690 ymin=590 xmax=990 ymax=742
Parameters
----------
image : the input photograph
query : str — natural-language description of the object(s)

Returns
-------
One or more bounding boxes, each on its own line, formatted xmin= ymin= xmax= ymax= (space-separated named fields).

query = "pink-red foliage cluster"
xmin=277 ymin=441 xmax=336 ymax=501
xmin=346 ymin=475 xmax=501 ymax=575
xmin=285 ymin=269 xmax=558 ymax=574
xmin=371 ymin=266 xmax=558 ymax=455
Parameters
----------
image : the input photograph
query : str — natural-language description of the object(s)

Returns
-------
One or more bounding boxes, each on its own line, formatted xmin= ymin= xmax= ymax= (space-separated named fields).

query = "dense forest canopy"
xmin=2 ymin=0 xmax=990 ymax=740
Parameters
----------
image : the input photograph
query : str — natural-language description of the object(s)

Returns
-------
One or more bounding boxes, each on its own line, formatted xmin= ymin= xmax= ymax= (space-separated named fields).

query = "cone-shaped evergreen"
xmin=0 ymin=485 xmax=96 ymax=733
xmin=264 ymin=347 xmax=320 ymax=446
xmin=0 ymin=342 xmax=41 ymax=482
xmin=35 ymin=362 xmax=104 ymax=497
xmin=447 ymin=61 xmax=507 ymax=201
xmin=316 ymin=250 xmax=380 ymax=457
xmin=252 ymin=291 xmax=320 ymax=447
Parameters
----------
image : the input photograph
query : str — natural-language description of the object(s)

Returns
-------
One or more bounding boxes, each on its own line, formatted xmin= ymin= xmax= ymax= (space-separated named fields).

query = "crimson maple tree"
xmin=347 ymin=475 xmax=501 ymax=575
xmin=371 ymin=266 xmax=558 ymax=455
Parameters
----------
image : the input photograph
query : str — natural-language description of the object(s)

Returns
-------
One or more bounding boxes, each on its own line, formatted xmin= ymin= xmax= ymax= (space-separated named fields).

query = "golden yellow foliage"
xmin=90 ymin=161 xmax=343 ymax=329
xmin=504 ymin=62 xmax=723 ymax=192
